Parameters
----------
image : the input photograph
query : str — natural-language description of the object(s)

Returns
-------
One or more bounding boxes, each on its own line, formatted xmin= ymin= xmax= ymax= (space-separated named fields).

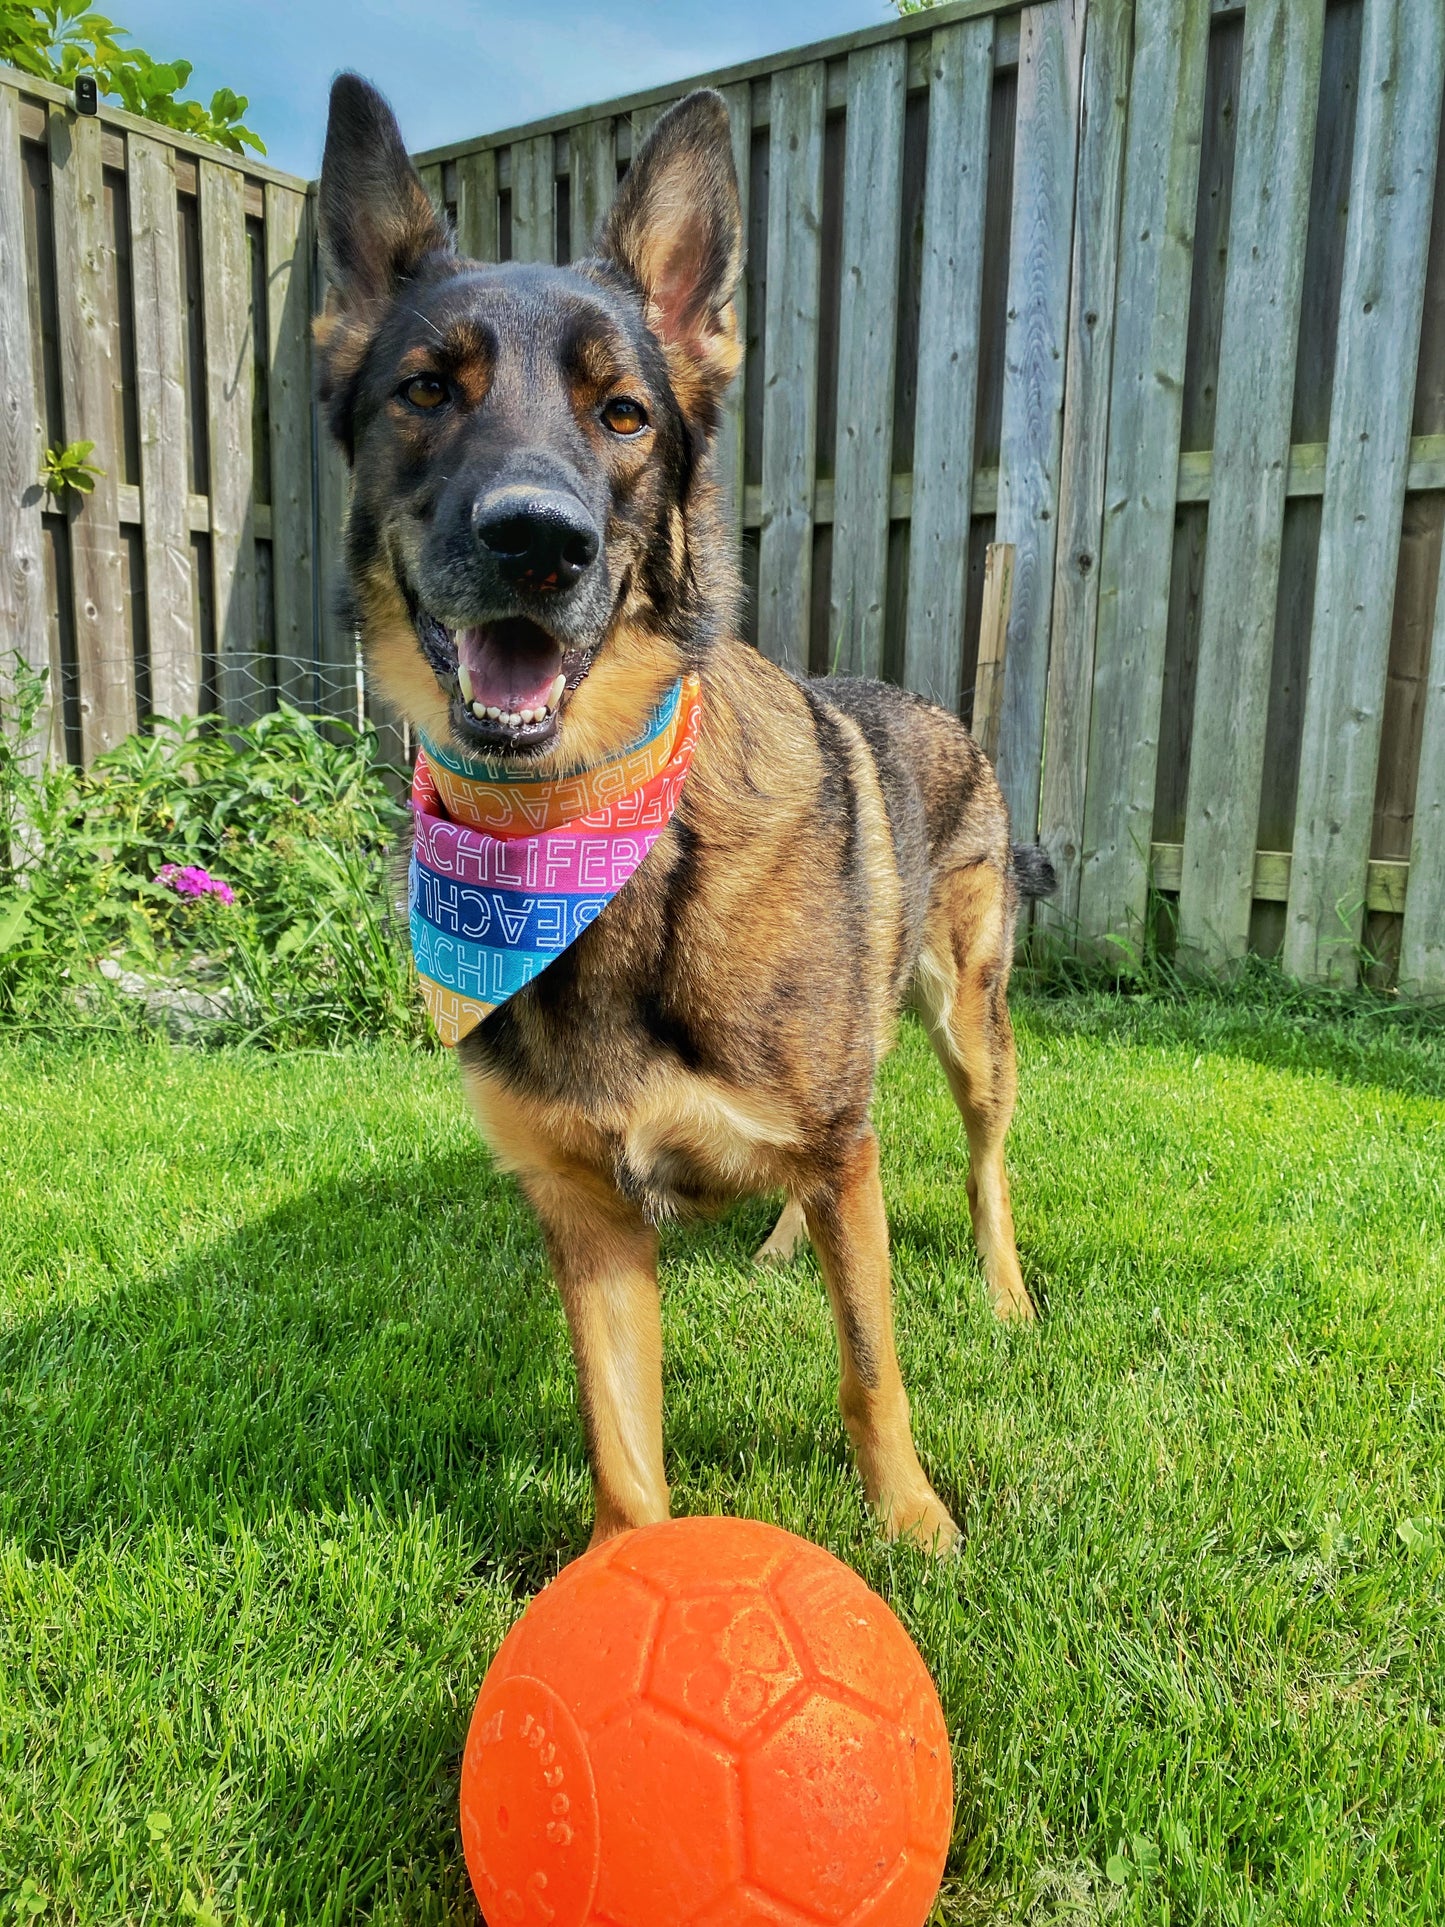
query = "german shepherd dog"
xmin=316 ymin=77 xmax=1054 ymax=1555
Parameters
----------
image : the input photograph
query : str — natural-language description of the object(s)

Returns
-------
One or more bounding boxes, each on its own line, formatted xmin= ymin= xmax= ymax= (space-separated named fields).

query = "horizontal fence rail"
xmin=3 ymin=0 xmax=1444 ymax=996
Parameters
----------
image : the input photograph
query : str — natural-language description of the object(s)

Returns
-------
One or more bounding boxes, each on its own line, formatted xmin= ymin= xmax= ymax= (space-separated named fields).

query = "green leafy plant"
xmin=0 ymin=1 xmax=266 ymax=155
xmin=0 ymin=653 xmax=426 ymax=1047
xmin=39 ymin=436 xmax=102 ymax=497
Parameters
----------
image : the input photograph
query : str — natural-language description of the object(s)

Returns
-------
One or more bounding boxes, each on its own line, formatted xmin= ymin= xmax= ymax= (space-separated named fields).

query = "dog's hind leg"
xmin=523 ymin=1165 xmax=671 ymax=1546
xmin=915 ymin=862 xmax=1036 ymax=1323
xmin=753 ymin=1195 xmax=809 ymax=1265
xmin=804 ymin=1129 xmax=959 ymax=1554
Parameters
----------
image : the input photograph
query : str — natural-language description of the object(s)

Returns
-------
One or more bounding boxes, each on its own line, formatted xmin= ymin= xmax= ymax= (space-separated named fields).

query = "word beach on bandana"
xmin=409 ymin=677 xmax=701 ymax=1046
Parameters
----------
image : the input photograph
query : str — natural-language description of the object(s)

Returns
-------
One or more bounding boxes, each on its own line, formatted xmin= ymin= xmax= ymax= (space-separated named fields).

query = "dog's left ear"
xmin=600 ymin=91 xmax=744 ymax=418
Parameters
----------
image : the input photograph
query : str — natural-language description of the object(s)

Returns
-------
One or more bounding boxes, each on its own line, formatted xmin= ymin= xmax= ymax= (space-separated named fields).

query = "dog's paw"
xmin=883 ymin=1490 xmax=962 ymax=1558
xmin=988 ymin=1277 xmax=1038 ymax=1323
xmin=753 ymin=1197 xmax=808 ymax=1266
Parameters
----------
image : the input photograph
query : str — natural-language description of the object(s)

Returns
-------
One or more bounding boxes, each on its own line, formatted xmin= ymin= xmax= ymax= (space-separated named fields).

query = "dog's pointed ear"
xmin=319 ymin=74 xmax=448 ymax=308
xmin=599 ymin=91 xmax=744 ymax=416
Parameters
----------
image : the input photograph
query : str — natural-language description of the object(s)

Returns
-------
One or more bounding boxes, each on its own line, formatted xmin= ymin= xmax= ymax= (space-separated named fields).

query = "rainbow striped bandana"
xmin=409 ymin=675 xmax=701 ymax=1046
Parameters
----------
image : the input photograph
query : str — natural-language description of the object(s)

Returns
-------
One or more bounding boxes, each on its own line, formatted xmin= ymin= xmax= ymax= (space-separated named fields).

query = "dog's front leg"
xmin=524 ymin=1167 xmax=670 ymax=1546
xmin=804 ymin=1129 xmax=961 ymax=1555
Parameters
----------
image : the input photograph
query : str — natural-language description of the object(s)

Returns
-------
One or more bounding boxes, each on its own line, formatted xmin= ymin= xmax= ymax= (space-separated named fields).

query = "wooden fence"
xmin=3 ymin=0 xmax=1444 ymax=995
xmin=0 ymin=66 xmax=358 ymax=775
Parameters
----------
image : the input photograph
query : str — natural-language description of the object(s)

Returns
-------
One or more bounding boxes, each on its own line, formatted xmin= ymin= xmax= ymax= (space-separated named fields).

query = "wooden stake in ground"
xmin=974 ymin=540 xmax=1014 ymax=766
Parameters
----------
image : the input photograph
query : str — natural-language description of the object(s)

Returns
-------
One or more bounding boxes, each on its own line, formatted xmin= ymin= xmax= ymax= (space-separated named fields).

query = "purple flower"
xmin=157 ymin=863 xmax=236 ymax=907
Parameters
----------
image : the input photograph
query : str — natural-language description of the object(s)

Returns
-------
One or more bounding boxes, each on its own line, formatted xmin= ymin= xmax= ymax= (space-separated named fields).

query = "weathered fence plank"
xmin=455 ymin=147 xmax=499 ymax=260
xmin=569 ymin=118 xmax=616 ymax=258
xmin=830 ymin=41 xmax=906 ymax=679
xmin=1077 ymin=0 xmax=1210 ymax=959
xmin=199 ymin=158 xmax=258 ymax=724
xmin=265 ymin=182 xmax=315 ymax=709
xmin=49 ymin=104 xmax=133 ymax=758
xmin=1401 ymin=534 xmax=1445 ymax=996
xmin=993 ymin=0 xmax=1084 ymax=840
xmin=901 ymin=17 xmax=994 ymax=708
xmin=1177 ymin=0 xmax=1324 ymax=971
xmin=1036 ymin=0 xmax=1133 ymax=935
xmin=0 ymin=85 xmax=51 ymax=767
xmin=714 ymin=82 xmax=751 ymax=544
xmin=1284 ymin=0 xmax=1445 ymax=986
xmin=509 ymin=135 xmax=555 ymax=264
xmin=758 ymin=61 xmax=825 ymax=673
xmin=417 ymin=161 xmax=443 ymax=217
xmin=127 ymin=133 xmax=194 ymax=722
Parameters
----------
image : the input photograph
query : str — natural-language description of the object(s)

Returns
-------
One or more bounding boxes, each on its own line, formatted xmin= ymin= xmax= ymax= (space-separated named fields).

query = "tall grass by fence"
xmin=3 ymin=0 xmax=1444 ymax=995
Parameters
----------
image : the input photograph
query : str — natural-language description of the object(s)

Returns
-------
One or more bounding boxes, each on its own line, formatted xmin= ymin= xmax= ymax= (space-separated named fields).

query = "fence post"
xmin=199 ymin=158 xmax=259 ymax=726
xmin=993 ymin=0 xmax=1084 ymax=845
xmin=1076 ymin=0 xmax=1210 ymax=963
xmin=1036 ymin=0 xmax=1134 ymax=939
xmin=0 ymin=85 xmax=51 ymax=769
xmin=1176 ymin=0 xmax=1324 ymax=974
xmin=1284 ymin=0 xmax=1445 ymax=987
xmin=49 ymin=103 xmax=133 ymax=759
xmin=902 ymin=16 xmax=995 ymax=709
xmin=830 ymin=40 xmax=907 ymax=680
xmin=128 ymin=133 xmax=195 ymax=724
xmin=758 ymin=62 xmax=826 ymax=675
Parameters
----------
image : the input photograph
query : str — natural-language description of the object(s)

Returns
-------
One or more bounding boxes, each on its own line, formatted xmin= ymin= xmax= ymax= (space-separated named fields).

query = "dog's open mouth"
xmin=419 ymin=612 xmax=589 ymax=754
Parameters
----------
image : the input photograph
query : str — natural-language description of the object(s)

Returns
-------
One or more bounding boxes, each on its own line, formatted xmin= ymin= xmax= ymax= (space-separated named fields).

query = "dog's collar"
xmin=409 ymin=677 xmax=700 ymax=1046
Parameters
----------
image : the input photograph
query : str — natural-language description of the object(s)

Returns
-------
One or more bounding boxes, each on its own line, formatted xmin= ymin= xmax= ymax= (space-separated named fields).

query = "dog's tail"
xmin=1011 ymin=843 xmax=1058 ymax=902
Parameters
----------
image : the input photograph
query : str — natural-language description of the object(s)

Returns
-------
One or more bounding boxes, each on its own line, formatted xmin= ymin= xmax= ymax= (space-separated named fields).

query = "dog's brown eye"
xmin=601 ymin=396 xmax=648 ymax=437
xmin=401 ymin=375 xmax=448 ymax=411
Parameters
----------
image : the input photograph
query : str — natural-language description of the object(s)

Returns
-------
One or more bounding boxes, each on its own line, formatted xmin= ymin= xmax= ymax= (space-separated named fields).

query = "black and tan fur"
xmin=316 ymin=77 xmax=1055 ymax=1553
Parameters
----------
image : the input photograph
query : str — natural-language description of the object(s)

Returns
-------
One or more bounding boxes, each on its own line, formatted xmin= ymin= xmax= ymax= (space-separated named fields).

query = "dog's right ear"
xmin=318 ymin=74 xmax=448 ymax=310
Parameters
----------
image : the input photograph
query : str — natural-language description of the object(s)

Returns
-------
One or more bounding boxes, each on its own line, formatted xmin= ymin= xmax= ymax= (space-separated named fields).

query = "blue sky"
xmin=117 ymin=0 xmax=888 ymax=179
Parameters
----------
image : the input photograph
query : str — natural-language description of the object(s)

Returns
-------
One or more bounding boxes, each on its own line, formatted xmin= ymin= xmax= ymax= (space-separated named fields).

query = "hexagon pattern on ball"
xmin=460 ymin=1517 xmax=952 ymax=1927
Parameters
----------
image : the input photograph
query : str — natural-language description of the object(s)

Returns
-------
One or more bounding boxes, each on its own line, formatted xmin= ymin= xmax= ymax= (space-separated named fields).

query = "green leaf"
xmin=1105 ymin=1852 xmax=1131 ymax=1887
xmin=0 ymin=893 xmax=31 ymax=953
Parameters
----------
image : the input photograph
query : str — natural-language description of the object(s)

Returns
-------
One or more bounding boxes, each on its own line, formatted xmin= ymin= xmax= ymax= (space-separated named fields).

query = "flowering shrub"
xmin=156 ymin=864 xmax=237 ymax=906
xmin=0 ymin=656 xmax=427 ymax=1047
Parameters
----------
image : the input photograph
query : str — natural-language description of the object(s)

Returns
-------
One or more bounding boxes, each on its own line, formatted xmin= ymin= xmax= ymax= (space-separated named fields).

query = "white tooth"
xmin=458 ymin=659 xmax=475 ymax=704
xmin=486 ymin=705 xmax=501 ymax=720
xmin=472 ymin=700 xmax=486 ymax=719
xmin=520 ymin=708 xmax=536 ymax=724
xmin=548 ymin=673 xmax=566 ymax=709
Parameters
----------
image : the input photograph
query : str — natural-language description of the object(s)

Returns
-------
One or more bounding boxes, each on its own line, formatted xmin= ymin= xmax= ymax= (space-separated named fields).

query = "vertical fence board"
xmin=758 ymin=62 xmax=826 ymax=673
xmin=1401 ymin=534 xmax=1445 ymax=993
xmin=994 ymin=0 xmax=1084 ymax=837
xmin=569 ymin=118 xmax=616 ymax=258
xmin=1285 ymin=0 xmax=1445 ymax=985
xmin=1076 ymin=0 xmax=1210 ymax=958
xmin=1037 ymin=0 xmax=1134 ymax=933
xmin=265 ymin=183 xmax=315 ymax=709
xmin=199 ymin=159 xmax=258 ymax=724
xmin=49 ymin=105 xmax=133 ymax=757
xmin=830 ymin=42 xmax=906 ymax=680
xmin=510 ymin=136 xmax=555 ymax=264
xmin=1178 ymin=0 xmax=1324 ymax=970
xmin=715 ymin=83 xmax=752 ymax=545
xmin=902 ymin=17 xmax=995 ymax=708
xmin=127 ymin=134 xmax=194 ymax=723
xmin=0 ymin=87 xmax=51 ymax=769
xmin=416 ymin=161 xmax=444 ymax=217
xmin=455 ymin=148 xmax=499 ymax=260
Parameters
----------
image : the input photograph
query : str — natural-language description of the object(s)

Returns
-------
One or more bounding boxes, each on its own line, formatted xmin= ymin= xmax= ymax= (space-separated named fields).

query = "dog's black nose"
xmin=473 ymin=489 xmax=600 ymax=592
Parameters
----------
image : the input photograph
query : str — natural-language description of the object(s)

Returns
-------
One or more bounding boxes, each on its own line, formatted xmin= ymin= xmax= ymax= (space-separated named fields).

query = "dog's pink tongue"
xmin=458 ymin=623 xmax=564 ymax=712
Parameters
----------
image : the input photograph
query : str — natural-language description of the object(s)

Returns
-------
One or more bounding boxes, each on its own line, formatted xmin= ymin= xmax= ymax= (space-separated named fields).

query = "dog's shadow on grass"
xmin=0 ymin=1156 xmax=862 ymax=1574
xmin=0 ymin=1150 xmax=590 ymax=1572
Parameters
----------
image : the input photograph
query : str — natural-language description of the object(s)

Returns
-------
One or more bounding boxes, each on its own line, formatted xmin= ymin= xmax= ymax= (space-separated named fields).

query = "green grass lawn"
xmin=2 ymin=994 xmax=1442 ymax=1926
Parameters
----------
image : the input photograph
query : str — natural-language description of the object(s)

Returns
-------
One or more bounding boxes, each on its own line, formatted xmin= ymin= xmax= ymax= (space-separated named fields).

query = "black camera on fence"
xmin=74 ymin=74 xmax=98 ymax=116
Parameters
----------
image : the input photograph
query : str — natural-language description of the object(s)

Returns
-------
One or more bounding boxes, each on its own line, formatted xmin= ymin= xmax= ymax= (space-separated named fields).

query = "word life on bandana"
xmin=409 ymin=676 xmax=701 ymax=1046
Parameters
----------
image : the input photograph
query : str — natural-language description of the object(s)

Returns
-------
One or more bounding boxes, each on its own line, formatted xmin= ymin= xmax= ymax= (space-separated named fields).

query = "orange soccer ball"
xmin=459 ymin=1516 xmax=952 ymax=1927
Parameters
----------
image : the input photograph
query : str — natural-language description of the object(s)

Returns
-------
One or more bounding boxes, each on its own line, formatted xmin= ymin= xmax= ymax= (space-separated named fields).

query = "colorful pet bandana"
xmin=409 ymin=676 xmax=701 ymax=1045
